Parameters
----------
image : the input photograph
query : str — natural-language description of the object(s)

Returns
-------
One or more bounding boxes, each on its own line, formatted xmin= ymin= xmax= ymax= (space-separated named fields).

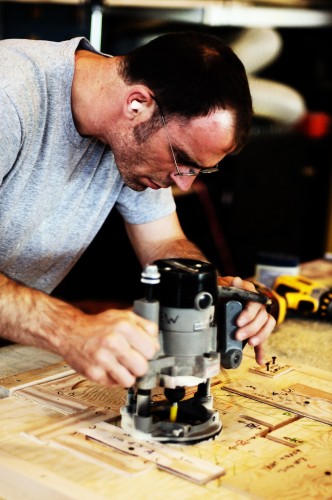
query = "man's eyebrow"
xmin=173 ymin=143 xmax=236 ymax=168
xmin=172 ymin=146 xmax=204 ymax=169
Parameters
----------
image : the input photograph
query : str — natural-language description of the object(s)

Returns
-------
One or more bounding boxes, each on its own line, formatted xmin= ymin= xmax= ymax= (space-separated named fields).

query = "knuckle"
xmin=147 ymin=342 xmax=158 ymax=358
xmin=120 ymin=373 xmax=136 ymax=388
xmin=104 ymin=334 xmax=123 ymax=353
xmin=134 ymin=360 xmax=149 ymax=377
xmin=85 ymin=365 xmax=105 ymax=384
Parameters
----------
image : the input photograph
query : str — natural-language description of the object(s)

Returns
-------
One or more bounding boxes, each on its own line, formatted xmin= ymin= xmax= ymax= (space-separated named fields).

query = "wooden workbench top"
xmin=0 ymin=258 xmax=331 ymax=499
xmin=0 ymin=343 xmax=331 ymax=499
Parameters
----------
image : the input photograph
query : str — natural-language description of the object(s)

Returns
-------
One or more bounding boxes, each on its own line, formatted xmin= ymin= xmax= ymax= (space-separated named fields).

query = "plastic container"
xmin=255 ymin=252 xmax=300 ymax=289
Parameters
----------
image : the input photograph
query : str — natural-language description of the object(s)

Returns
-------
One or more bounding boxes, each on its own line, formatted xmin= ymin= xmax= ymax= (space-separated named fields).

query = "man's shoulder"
xmin=0 ymin=37 xmax=88 ymax=62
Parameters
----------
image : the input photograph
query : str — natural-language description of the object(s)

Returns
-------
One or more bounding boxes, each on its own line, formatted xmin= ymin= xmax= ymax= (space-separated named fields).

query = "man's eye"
xmin=177 ymin=156 xmax=195 ymax=168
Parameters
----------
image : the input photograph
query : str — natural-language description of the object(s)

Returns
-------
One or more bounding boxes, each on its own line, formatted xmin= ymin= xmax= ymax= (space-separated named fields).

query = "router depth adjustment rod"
xmin=132 ymin=264 xmax=160 ymax=421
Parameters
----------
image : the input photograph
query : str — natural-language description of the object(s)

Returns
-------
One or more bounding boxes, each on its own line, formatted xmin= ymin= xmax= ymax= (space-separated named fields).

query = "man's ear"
xmin=125 ymin=89 xmax=155 ymax=119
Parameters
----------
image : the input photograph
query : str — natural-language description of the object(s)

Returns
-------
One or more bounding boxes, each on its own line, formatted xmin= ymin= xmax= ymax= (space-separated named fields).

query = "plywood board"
xmin=286 ymin=383 xmax=332 ymax=403
xmin=0 ymin=361 xmax=75 ymax=398
xmin=30 ymin=373 xmax=127 ymax=411
xmin=0 ymin=393 xmax=67 ymax=438
xmin=0 ymin=396 xmax=228 ymax=499
xmin=24 ymin=407 xmax=118 ymax=443
xmin=0 ymin=345 xmax=62 ymax=377
xmin=214 ymin=432 xmax=332 ymax=499
xmin=80 ymin=422 xmax=226 ymax=485
xmin=266 ymin=417 xmax=332 ymax=448
xmin=0 ymin=448 xmax=109 ymax=500
xmin=223 ymin=378 xmax=332 ymax=425
xmin=1 ymin=346 xmax=331 ymax=499
xmin=212 ymin=385 xmax=299 ymax=430
xmin=53 ymin=432 xmax=156 ymax=476
xmin=17 ymin=384 xmax=89 ymax=414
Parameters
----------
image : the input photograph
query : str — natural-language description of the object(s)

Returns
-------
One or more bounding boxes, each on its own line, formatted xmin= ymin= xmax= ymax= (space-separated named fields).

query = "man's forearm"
xmin=141 ymin=237 xmax=209 ymax=266
xmin=0 ymin=272 xmax=160 ymax=387
xmin=0 ymin=272 xmax=82 ymax=352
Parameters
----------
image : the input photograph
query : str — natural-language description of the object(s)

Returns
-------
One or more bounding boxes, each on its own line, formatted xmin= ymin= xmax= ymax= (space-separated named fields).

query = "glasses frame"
xmin=159 ymin=110 xmax=220 ymax=177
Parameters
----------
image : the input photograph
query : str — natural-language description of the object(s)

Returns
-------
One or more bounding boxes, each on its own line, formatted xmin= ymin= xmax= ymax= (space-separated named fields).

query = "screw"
xmin=266 ymin=361 xmax=270 ymax=372
xmin=272 ymin=356 xmax=277 ymax=365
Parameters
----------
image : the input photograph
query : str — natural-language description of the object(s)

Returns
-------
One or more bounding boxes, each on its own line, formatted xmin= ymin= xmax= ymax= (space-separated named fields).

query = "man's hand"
xmin=60 ymin=309 xmax=160 ymax=388
xmin=218 ymin=276 xmax=276 ymax=365
xmin=0 ymin=272 xmax=159 ymax=388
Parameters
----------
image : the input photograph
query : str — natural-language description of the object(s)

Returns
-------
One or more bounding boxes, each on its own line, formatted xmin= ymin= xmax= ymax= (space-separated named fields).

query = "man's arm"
xmin=125 ymin=211 xmax=207 ymax=264
xmin=0 ymin=272 xmax=159 ymax=387
xmin=125 ymin=212 xmax=276 ymax=365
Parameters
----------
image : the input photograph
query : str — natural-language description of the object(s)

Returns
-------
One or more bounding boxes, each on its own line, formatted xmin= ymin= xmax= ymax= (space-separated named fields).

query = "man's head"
xmin=88 ymin=31 xmax=253 ymax=192
xmin=119 ymin=31 xmax=253 ymax=154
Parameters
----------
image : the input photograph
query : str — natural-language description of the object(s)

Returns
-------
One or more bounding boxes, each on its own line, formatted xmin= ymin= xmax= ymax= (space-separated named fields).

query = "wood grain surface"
xmin=0 ymin=345 xmax=331 ymax=499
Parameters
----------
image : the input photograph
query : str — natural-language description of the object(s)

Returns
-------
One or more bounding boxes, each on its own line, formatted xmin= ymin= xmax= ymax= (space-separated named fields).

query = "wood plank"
xmin=0 ymin=448 xmax=109 ymax=500
xmin=80 ymin=422 xmax=226 ymax=485
xmin=216 ymin=433 xmax=332 ymax=499
xmin=17 ymin=385 xmax=89 ymax=414
xmin=24 ymin=407 xmax=118 ymax=442
xmin=32 ymin=373 xmax=127 ymax=412
xmin=0 ymin=344 xmax=62 ymax=378
xmin=223 ymin=378 xmax=332 ymax=425
xmin=212 ymin=389 xmax=300 ymax=431
xmin=266 ymin=417 xmax=332 ymax=448
xmin=53 ymin=432 xmax=156 ymax=476
xmin=0 ymin=394 xmax=67 ymax=439
xmin=286 ymin=383 xmax=332 ymax=403
xmin=0 ymin=362 xmax=75 ymax=398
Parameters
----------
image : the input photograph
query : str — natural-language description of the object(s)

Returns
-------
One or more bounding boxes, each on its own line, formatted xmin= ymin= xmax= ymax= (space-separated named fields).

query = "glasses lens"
xmin=175 ymin=166 xmax=199 ymax=177
xmin=199 ymin=165 xmax=219 ymax=174
xmin=175 ymin=165 xmax=220 ymax=176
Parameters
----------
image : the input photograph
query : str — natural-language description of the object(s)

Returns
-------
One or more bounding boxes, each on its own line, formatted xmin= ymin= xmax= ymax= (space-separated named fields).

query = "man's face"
xmin=113 ymin=109 xmax=236 ymax=192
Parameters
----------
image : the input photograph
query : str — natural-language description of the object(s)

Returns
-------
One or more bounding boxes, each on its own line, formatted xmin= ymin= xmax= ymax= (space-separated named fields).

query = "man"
xmin=0 ymin=32 xmax=275 ymax=388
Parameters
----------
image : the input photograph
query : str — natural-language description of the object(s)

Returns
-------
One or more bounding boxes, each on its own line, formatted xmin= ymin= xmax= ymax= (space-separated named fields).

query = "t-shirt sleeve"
xmin=115 ymin=184 xmax=176 ymax=224
xmin=0 ymin=89 xmax=22 ymax=184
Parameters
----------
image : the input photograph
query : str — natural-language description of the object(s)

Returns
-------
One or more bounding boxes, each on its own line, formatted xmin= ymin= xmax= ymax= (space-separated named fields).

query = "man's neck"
xmin=71 ymin=50 xmax=121 ymax=138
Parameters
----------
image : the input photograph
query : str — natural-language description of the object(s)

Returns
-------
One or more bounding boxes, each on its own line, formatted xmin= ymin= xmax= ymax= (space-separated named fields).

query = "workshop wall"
xmin=0 ymin=2 xmax=90 ymax=40
xmin=1 ymin=3 xmax=331 ymax=301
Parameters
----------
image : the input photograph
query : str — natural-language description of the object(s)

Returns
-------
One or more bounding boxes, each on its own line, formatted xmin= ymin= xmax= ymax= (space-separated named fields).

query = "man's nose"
xmin=171 ymin=173 xmax=196 ymax=192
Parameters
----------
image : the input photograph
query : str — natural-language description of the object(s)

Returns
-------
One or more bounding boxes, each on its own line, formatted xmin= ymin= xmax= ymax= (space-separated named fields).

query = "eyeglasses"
xmin=159 ymin=112 xmax=220 ymax=177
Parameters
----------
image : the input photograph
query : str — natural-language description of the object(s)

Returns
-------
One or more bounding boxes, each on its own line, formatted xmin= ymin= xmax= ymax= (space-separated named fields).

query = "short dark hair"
xmin=119 ymin=31 xmax=253 ymax=152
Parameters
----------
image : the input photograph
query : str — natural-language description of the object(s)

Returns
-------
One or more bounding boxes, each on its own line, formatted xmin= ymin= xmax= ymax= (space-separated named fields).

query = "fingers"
xmin=236 ymin=301 xmax=276 ymax=340
xmin=254 ymin=344 xmax=265 ymax=366
xmin=223 ymin=275 xmax=276 ymax=363
xmin=63 ymin=309 xmax=160 ymax=388
xmin=236 ymin=305 xmax=276 ymax=363
xmin=85 ymin=364 xmax=133 ymax=387
xmin=105 ymin=313 xmax=160 ymax=359
xmin=94 ymin=313 xmax=159 ymax=385
xmin=231 ymin=276 xmax=256 ymax=292
xmin=218 ymin=276 xmax=234 ymax=286
xmin=86 ymin=344 xmax=145 ymax=388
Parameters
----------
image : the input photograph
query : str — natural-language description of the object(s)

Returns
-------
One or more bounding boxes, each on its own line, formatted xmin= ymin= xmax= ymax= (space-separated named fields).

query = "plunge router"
xmin=121 ymin=258 xmax=268 ymax=443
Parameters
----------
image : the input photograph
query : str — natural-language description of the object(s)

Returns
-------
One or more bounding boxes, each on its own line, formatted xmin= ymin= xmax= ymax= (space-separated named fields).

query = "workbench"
xmin=0 ymin=259 xmax=331 ymax=499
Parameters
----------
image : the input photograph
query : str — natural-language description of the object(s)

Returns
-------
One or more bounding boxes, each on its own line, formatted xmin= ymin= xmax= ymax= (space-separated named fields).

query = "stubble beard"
xmin=114 ymin=144 xmax=148 ymax=192
xmin=113 ymin=112 xmax=163 ymax=191
xmin=115 ymin=120 xmax=162 ymax=192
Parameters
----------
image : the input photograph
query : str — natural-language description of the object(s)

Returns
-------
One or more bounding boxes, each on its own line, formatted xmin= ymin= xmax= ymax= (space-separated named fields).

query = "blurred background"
xmin=1 ymin=0 xmax=331 ymax=303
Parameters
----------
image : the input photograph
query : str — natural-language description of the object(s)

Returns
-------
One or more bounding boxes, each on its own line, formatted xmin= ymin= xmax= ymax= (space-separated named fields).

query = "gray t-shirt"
xmin=0 ymin=37 xmax=175 ymax=293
